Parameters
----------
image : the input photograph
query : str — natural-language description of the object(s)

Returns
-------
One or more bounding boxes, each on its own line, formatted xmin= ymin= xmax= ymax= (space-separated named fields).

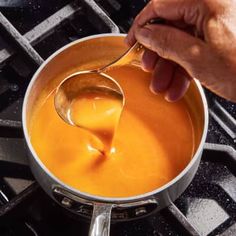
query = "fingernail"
xmin=165 ymin=93 xmax=179 ymax=102
xmin=136 ymin=27 xmax=151 ymax=46
xmin=149 ymin=83 xmax=159 ymax=95
xmin=150 ymin=75 xmax=164 ymax=94
xmin=141 ymin=61 xmax=151 ymax=72
xmin=165 ymin=94 xmax=174 ymax=102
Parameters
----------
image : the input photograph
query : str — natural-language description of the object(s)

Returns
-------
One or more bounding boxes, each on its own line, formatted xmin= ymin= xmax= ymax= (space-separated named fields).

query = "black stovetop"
xmin=0 ymin=1 xmax=235 ymax=235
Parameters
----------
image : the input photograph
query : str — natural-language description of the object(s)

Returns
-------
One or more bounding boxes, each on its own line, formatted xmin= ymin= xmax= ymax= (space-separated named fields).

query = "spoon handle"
xmin=98 ymin=42 xmax=144 ymax=73
xmin=97 ymin=19 xmax=166 ymax=73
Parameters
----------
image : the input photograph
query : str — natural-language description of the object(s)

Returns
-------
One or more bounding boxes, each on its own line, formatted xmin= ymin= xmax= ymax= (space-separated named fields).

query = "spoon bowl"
xmin=54 ymin=42 xmax=143 ymax=128
xmin=54 ymin=71 xmax=124 ymax=128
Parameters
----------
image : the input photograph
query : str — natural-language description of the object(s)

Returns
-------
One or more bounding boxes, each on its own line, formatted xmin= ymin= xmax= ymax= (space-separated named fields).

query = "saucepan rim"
xmin=22 ymin=33 xmax=209 ymax=203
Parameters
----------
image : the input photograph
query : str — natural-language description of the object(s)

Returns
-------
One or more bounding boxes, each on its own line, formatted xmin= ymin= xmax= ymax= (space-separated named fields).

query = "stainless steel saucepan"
xmin=22 ymin=34 xmax=208 ymax=236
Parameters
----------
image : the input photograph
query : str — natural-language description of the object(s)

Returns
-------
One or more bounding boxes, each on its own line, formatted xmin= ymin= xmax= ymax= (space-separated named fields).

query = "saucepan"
xmin=22 ymin=34 xmax=208 ymax=236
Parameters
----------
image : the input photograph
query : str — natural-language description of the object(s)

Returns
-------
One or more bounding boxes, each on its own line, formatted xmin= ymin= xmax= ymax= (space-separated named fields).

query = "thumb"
xmin=135 ymin=24 xmax=208 ymax=80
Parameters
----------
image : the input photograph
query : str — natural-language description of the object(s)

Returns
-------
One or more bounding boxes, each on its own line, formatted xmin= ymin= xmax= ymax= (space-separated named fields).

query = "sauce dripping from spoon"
xmin=54 ymin=72 xmax=124 ymax=155
xmin=67 ymin=87 xmax=123 ymax=155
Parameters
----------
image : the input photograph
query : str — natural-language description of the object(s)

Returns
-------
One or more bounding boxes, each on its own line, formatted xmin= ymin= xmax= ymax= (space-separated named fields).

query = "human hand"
xmin=126 ymin=0 xmax=236 ymax=102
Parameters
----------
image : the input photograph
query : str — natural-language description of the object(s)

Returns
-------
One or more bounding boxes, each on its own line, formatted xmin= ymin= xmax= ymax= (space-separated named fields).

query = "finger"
xmin=141 ymin=49 xmax=159 ymax=72
xmin=126 ymin=1 xmax=154 ymax=46
xmin=165 ymin=67 xmax=191 ymax=102
xmin=134 ymin=24 xmax=208 ymax=79
xmin=126 ymin=0 xmax=202 ymax=45
xmin=150 ymin=59 xmax=175 ymax=93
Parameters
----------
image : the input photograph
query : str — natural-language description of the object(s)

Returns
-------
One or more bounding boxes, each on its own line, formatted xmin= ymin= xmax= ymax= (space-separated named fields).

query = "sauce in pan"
xmin=68 ymin=89 xmax=123 ymax=154
xmin=30 ymin=65 xmax=195 ymax=197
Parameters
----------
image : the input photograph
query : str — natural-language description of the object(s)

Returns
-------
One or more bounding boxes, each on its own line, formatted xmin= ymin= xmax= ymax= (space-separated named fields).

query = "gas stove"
xmin=0 ymin=1 xmax=235 ymax=235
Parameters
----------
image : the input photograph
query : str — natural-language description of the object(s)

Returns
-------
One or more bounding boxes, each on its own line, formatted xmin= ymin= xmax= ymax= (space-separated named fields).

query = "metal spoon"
xmin=54 ymin=42 xmax=143 ymax=127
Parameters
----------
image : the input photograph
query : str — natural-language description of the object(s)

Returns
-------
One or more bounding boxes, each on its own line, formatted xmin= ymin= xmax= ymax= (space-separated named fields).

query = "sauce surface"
xmin=30 ymin=66 xmax=195 ymax=197
xmin=69 ymin=89 xmax=123 ymax=154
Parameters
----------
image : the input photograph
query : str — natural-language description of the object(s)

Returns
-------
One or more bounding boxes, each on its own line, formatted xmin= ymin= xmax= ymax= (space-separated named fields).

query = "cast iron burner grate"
xmin=0 ymin=0 xmax=235 ymax=235
xmin=0 ymin=144 xmax=235 ymax=236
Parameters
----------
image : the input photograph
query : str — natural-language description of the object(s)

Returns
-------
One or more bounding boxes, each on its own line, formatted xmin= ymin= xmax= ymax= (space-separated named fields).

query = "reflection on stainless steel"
xmin=89 ymin=204 xmax=113 ymax=236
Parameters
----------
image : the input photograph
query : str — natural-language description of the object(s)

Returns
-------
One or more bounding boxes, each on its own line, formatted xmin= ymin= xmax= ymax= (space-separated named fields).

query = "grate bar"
xmin=0 ymin=190 xmax=9 ymax=205
xmin=204 ymin=143 xmax=236 ymax=159
xmin=0 ymin=3 xmax=81 ymax=65
xmin=0 ymin=119 xmax=22 ymax=129
xmin=0 ymin=0 xmax=119 ymax=66
xmin=0 ymin=182 xmax=39 ymax=217
xmin=83 ymin=0 xmax=119 ymax=33
xmin=0 ymin=12 xmax=44 ymax=66
xmin=168 ymin=203 xmax=200 ymax=236
xmin=209 ymin=100 xmax=236 ymax=142
xmin=24 ymin=2 xmax=82 ymax=46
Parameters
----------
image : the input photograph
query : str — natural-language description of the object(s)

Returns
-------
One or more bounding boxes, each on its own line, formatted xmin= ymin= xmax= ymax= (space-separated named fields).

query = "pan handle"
xmin=89 ymin=203 xmax=113 ymax=236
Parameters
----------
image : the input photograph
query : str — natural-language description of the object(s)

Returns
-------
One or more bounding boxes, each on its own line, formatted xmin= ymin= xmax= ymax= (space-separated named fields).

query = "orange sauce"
xmin=30 ymin=65 xmax=195 ymax=198
xmin=68 ymin=90 xmax=123 ymax=154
